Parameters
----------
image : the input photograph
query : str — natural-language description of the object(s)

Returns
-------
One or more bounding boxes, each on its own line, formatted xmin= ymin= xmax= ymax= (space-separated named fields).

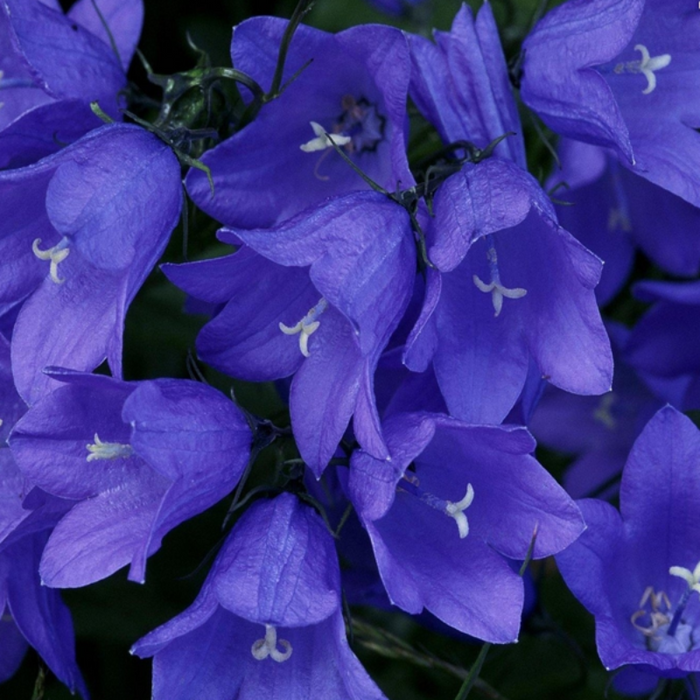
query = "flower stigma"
xmin=473 ymin=237 xmax=527 ymax=317
xmin=32 ymin=238 xmax=70 ymax=284
xmin=279 ymin=297 xmax=329 ymax=357
xmin=251 ymin=624 xmax=293 ymax=663
xmin=399 ymin=474 xmax=475 ymax=539
xmin=86 ymin=434 xmax=134 ymax=462
xmin=613 ymin=44 xmax=671 ymax=95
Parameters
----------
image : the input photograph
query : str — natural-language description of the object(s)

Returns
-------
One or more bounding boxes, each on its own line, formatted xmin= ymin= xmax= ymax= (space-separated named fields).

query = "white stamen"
xmin=613 ymin=44 xmax=671 ymax=95
xmin=32 ymin=238 xmax=70 ymax=284
xmin=251 ymin=624 xmax=293 ymax=663
xmin=445 ymin=483 xmax=475 ymax=539
xmin=473 ymin=275 xmax=527 ymax=317
xmin=279 ymin=298 xmax=328 ymax=357
xmin=86 ymin=433 xmax=134 ymax=462
xmin=670 ymin=561 xmax=700 ymax=595
xmin=300 ymin=121 xmax=352 ymax=153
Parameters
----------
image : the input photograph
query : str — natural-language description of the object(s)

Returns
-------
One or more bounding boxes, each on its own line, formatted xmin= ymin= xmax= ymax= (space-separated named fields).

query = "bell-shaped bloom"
xmin=132 ymin=493 xmax=386 ymax=700
xmin=624 ymin=280 xmax=700 ymax=411
xmin=552 ymin=139 xmax=700 ymax=299
xmin=0 ymin=0 xmax=143 ymax=168
xmin=8 ymin=372 xmax=252 ymax=587
xmin=0 ymin=123 xmax=182 ymax=405
xmin=348 ymin=412 xmax=585 ymax=643
xmin=521 ymin=0 xmax=700 ymax=207
xmin=405 ymin=157 xmax=612 ymax=423
xmin=529 ymin=323 xmax=663 ymax=499
xmin=556 ymin=406 xmax=700 ymax=687
xmin=186 ymin=17 xmax=412 ymax=228
xmin=404 ymin=3 xmax=612 ymax=423
xmin=165 ymin=190 xmax=416 ymax=475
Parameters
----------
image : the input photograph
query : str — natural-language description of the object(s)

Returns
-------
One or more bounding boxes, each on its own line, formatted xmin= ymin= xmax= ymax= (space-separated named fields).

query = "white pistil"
xmin=279 ymin=298 xmax=328 ymax=357
xmin=473 ymin=275 xmax=527 ymax=317
xmin=613 ymin=44 xmax=671 ymax=95
xmin=251 ymin=624 xmax=293 ymax=663
xmin=32 ymin=238 xmax=70 ymax=284
xmin=300 ymin=121 xmax=352 ymax=153
xmin=86 ymin=434 xmax=134 ymax=462
xmin=445 ymin=484 xmax=475 ymax=539
xmin=670 ymin=561 xmax=700 ymax=594
xmin=473 ymin=241 xmax=526 ymax=317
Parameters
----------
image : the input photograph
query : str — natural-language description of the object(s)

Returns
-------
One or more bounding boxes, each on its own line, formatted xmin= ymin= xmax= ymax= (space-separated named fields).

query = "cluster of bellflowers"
xmin=1 ymin=0 xmax=699 ymax=697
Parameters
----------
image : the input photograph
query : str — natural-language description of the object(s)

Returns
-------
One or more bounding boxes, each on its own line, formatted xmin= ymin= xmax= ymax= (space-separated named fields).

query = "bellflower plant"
xmin=556 ymin=406 xmax=700 ymax=693
xmin=8 ymin=372 xmax=252 ymax=586
xmin=0 ymin=0 xmax=143 ymax=168
xmin=132 ymin=493 xmax=387 ymax=700
xmin=0 ymin=123 xmax=181 ymax=405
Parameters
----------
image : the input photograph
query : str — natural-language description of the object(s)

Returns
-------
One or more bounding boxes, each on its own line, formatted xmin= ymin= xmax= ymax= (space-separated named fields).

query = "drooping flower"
xmin=520 ymin=0 xmax=700 ymax=206
xmin=404 ymin=3 xmax=612 ymax=423
xmin=0 ymin=0 xmax=143 ymax=168
xmin=0 ymin=123 xmax=182 ymax=405
xmin=8 ymin=372 xmax=251 ymax=587
xmin=132 ymin=493 xmax=387 ymax=700
xmin=185 ymin=17 xmax=412 ymax=228
xmin=348 ymin=411 xmax=584 ymax=643
xmin=556 ymin=406 xmax=700 ymax=690
xmin=165 ymin=189 xmax=416 ymax=474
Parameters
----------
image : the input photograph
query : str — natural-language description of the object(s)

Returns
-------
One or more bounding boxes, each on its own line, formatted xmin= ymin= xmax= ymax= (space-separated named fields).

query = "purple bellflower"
xmin=348 ymin=412 xmax=584 ymax=643
xmin=186 ymin=17 xmax=412 ymax=228
xmin=8 ymin=372 xmax=252 ymax=587
xmin=404 ymin=3 xmax=612 ymax=423
xmin=0 ymin=123 xmax=182 ymax=405
xmin=625 ymin=280 xmax=700 ymax=411
xmin=132 ymin=493 xmax=387 ymax=700
xmin=521 ymin=0 xmax=700 ymax=207
xmin=165 ymin=190 xmax=416 ymax=475
xmin=0 ymin=0 xmax=143 ymax=168
xmin=556 ymin=406 xmax=700 ymax=691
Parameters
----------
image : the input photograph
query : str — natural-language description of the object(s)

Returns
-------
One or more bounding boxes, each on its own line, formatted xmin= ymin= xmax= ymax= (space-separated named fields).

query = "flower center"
xmin=279 ymin=297 xmax=328 ymax=358
xmin=613 ymin=44 xmax=671 ymax=95
xmin=86 ymin=434 xmax=134 ymax=462
xmin=399 ymin=473 xmax=475 ymax=539
xmin=32 ymin=238 xmax=70 ymax=284
xmin=631 ymin=561 xmax=700 ymax=653
xmin=251 ymin=624 xmax=293 ymax=663
xmin=472 ymin=236 xmax=527 ymax=317
xmin=300 ymin=95 xmax=386 ymax=179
